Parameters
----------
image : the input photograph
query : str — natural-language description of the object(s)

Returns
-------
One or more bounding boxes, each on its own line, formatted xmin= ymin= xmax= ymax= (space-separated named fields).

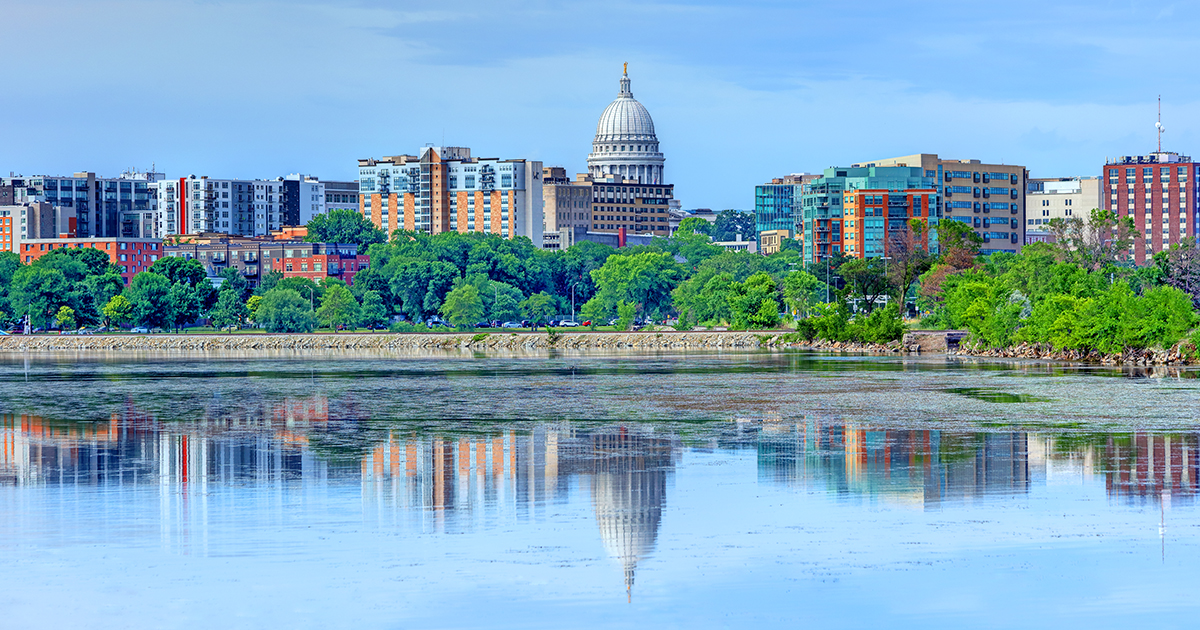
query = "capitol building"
xmin=541 ymin=65 xmax=676 ymax=248
xmin=586 ymin=64 xmax=666 ymax=185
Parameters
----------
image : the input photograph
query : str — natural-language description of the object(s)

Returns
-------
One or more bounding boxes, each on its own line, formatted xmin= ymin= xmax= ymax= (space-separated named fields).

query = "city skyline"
xmin=3 ymin=1 xmax=1199 ymax=210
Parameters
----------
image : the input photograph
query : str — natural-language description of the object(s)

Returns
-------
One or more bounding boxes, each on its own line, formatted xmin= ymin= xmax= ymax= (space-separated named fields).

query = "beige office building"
xmin=868 ymin=153 xmax=1028 ymax=254
xmin=1026 ymin=177 xmax=1101 ymax=232
xmin=542 ymin=167 xmax=594 ymax=235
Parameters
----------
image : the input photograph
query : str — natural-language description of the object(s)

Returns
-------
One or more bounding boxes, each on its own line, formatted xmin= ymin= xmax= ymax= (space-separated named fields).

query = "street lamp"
xmin=570 ymin=282 xmax=578 ymax=324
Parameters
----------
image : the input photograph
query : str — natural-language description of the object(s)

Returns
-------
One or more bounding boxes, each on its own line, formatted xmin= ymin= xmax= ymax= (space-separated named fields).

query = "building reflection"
xmin=10 ymin=404 xmax=1200 ymax=592
xmin=756 ymin=422 xmax=1030 ymax=508
xmin=753 ymin=420 xmax=1200 ymax=507
xmin=1097 ymin=433 xmax=1199 ymax=506
xmin=359 ymin=424 xmax=676 ymax=595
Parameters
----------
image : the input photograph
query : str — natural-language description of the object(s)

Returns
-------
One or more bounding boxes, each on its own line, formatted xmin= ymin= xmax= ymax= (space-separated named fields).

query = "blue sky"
xmin=2 ymin=0 xmax=1198 ymax=209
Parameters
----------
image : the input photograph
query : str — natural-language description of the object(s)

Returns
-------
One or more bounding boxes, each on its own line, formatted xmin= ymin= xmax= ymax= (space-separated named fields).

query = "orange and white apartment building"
xmin=357 ymin=146 xmax=543 ymax=242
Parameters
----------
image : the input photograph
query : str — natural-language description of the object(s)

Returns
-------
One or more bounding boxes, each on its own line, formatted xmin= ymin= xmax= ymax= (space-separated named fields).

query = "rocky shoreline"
xmin=0 ymin=330 xmax=905 ymax=354
xmin=950 ymin=340 xmax=1197 ymax=366
xmin=0 ymin=331 xmax=1188 ymax=365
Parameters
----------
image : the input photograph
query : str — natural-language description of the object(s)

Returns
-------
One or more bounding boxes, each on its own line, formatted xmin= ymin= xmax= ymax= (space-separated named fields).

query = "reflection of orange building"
xmin=0 ymin=396 xmax=332 ymax=487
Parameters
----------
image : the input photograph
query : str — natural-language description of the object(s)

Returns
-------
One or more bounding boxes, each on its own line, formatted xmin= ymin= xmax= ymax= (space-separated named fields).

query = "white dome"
xmin=587 ymin=67 xmax=666 ymax=185
xmin=595 ymin=92 xmax=656 ymax=141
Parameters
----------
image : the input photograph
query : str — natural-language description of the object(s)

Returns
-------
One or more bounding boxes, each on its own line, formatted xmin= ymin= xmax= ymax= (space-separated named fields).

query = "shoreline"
xmin=0 ymin=331 xmax=1192 ymax=366
xmin=0 ymin=330 xmax=901 ymax=354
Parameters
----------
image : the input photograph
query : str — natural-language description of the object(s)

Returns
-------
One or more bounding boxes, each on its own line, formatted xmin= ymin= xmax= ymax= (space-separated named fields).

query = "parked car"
xmin=582 ymin=320 xmax=591 ymax=327
xmin=500 ymin=321 xmax=522 ymax=329
xmin=131 ymin=327 xmax=150 ymax=334
xmin=475 ymin=321 xmax=493 ymax=329
xmin=559 ymin=320 xmax=580 ymax=327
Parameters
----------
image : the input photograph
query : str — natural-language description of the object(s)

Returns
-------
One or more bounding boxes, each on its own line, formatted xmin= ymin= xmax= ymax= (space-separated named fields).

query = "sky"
xmin=2 ymin=0 xmax=1199 ymax=209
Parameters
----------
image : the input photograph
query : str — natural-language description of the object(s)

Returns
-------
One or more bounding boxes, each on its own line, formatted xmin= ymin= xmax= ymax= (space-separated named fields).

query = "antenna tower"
xmin=1156 ymin=95 xmax=1165 ymax=153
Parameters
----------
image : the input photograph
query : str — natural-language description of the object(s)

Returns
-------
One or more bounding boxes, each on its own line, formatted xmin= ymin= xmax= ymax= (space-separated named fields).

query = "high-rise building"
xmin=542 ymin=167 xmax=594 ymax=236
xmin=1025 ymin=177 xmax=1101 ymax=240
xmin=754 ymin=174 xmax=814 ymax=242
xmin=323 ymin=181 xmax=359 ymax=216
xmin=357 ymin=146 xmax=543 ymax=242
xmin=800 ymin=170 xmax=849 ymax=264
xmin=801 ymin=165 xmax=938 ymax=263
xmin=1102 ymin=153 xmax=1200 ymax=263
xmin=587 ymin=65 xmax=665 ymax=185
xmin=154 ymin=176 xmax=286 ymax=238
xmin=280 ymin=174 xmax=325 ymax=227
xmin=587 ymin=173 xmax=672 ymax=237
xmin=841 ymin=182 xmax=939 ymax=260
xmin=868 ymin=154 xmax=1026 ymax=255
xmin=2 ymin=171 xmax=163 ymax=239
xmin=0 ymin=208 xmax=16 ymax=253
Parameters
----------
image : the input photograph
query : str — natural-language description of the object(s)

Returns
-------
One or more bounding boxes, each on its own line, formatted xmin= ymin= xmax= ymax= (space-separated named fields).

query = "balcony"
xmin=241 ymin=266 xmax=258 ymax=277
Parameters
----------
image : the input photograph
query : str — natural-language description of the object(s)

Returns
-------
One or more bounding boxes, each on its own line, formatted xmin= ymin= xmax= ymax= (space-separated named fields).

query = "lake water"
xmin=2 ymin=351 xmax=1199 ymax=629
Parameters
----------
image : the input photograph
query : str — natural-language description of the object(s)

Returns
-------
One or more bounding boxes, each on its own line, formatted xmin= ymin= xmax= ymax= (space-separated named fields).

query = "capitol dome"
xmin=587 ymin=65 xmax=665 ymax=185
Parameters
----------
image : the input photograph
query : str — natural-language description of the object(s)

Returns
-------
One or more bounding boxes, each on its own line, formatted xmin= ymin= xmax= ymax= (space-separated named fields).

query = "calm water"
xmin=2 ymin=351 xmax=1199 ymax=629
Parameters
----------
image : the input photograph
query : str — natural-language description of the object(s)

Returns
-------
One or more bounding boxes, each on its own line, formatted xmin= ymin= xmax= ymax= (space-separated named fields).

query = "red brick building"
xmin=19 ymin=238 xmax=165 ymax=284
xmin=164 ymin=234 xmax=368 ymax=288
xmin=1103 ymin=153 xmax=1200 ymax=264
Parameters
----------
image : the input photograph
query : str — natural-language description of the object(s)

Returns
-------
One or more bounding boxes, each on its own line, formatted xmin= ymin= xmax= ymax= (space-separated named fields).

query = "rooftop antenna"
xmin=1157 ymin=95 xmax=1165 ymax=153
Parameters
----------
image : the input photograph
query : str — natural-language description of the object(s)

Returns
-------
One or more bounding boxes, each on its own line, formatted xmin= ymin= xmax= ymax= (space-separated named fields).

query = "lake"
xmin=1 ymin=351 xmax=1198 ymax=629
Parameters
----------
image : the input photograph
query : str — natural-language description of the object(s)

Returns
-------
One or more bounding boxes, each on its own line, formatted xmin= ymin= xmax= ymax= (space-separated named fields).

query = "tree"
xmin=727 ymin=272 xmax=780 ymax=329
xmin=586 ymin=251 xmax=683 ymax=320
xmin=246 ymin=295 xmax=264 ymax=323
xmin=711 ymin=210 xmax=756 ymax=242
xmin=218 ymin=267 xmax=250 ymax=300
xmin=305 ymin=209 xmax=387 ymax=249
xmin=8 ymin=266 xmax=69 ymax=328
xmin=210 ymin=290 xmax=250 ymax=329
xmin=83 ymin=273 xmax=125 ymax=316
xmin=316 ymin=284 xmax=360 ymax=331
xmin=359 ymin=291 xmax=389 ymax=330
xmin=1048 ymin=208 xmax=1139 ymax=271
xmin=168 ymin=282 xmax=201 ymax=333
xmin=256 ymin=288 xmax=317 ymax=333
xmin=615 ymin=301 xmax=637 ymax=331
xmin=886 ymin=219 xmax=937 ymax=311
xmin=491 ymin=291 xmax=521 ymax=323
xmin=1153 ymin=242 xmax=1200 ymax=308
xmin=39 ymin=247 xmax=116 ymax=281
xmin=102 ymin=295 xmax=134 ymax=329
xmin=936 ymin=219 xmax=983 ymax=270
xmin=839 ymin=258 xmax=890 ymax=314
xmin=275 ymin=276 xmax=322 ymax=306
xmin=148 ymin=256 xmax=207 ymax=286
xmin=55 ymin=305 xmax=76 ymax=331
xmin=124 ymin=272 xmax=172 ymax=330
xmin=676 ymin=217 xmax=712 ymax=237
xmin=388 ymin=260 xmax=459 ymax=322
xmin=439 ymin=284 xmax=484 ymax=330
xmin=255 ymin=270 xmax=284 ymax=295
xmin=520 ymin=292 xmax=556 ymax=329
xmin=783 ymin=270 xmax=823 ymax=319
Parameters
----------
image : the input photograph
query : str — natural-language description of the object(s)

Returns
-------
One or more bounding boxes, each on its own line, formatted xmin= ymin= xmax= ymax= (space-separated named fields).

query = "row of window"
xmin=946 ymin=171 xmax=1019 ymax=184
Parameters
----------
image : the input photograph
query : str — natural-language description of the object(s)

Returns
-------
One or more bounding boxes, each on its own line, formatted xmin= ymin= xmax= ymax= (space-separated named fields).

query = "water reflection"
xmin=757 ymin=423 xmax=1031 ymax=507
xmin=4 ymin=400 xmax=1200 ymax=596
xmin=753 ymin=420 xmax=1200 ymax=508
